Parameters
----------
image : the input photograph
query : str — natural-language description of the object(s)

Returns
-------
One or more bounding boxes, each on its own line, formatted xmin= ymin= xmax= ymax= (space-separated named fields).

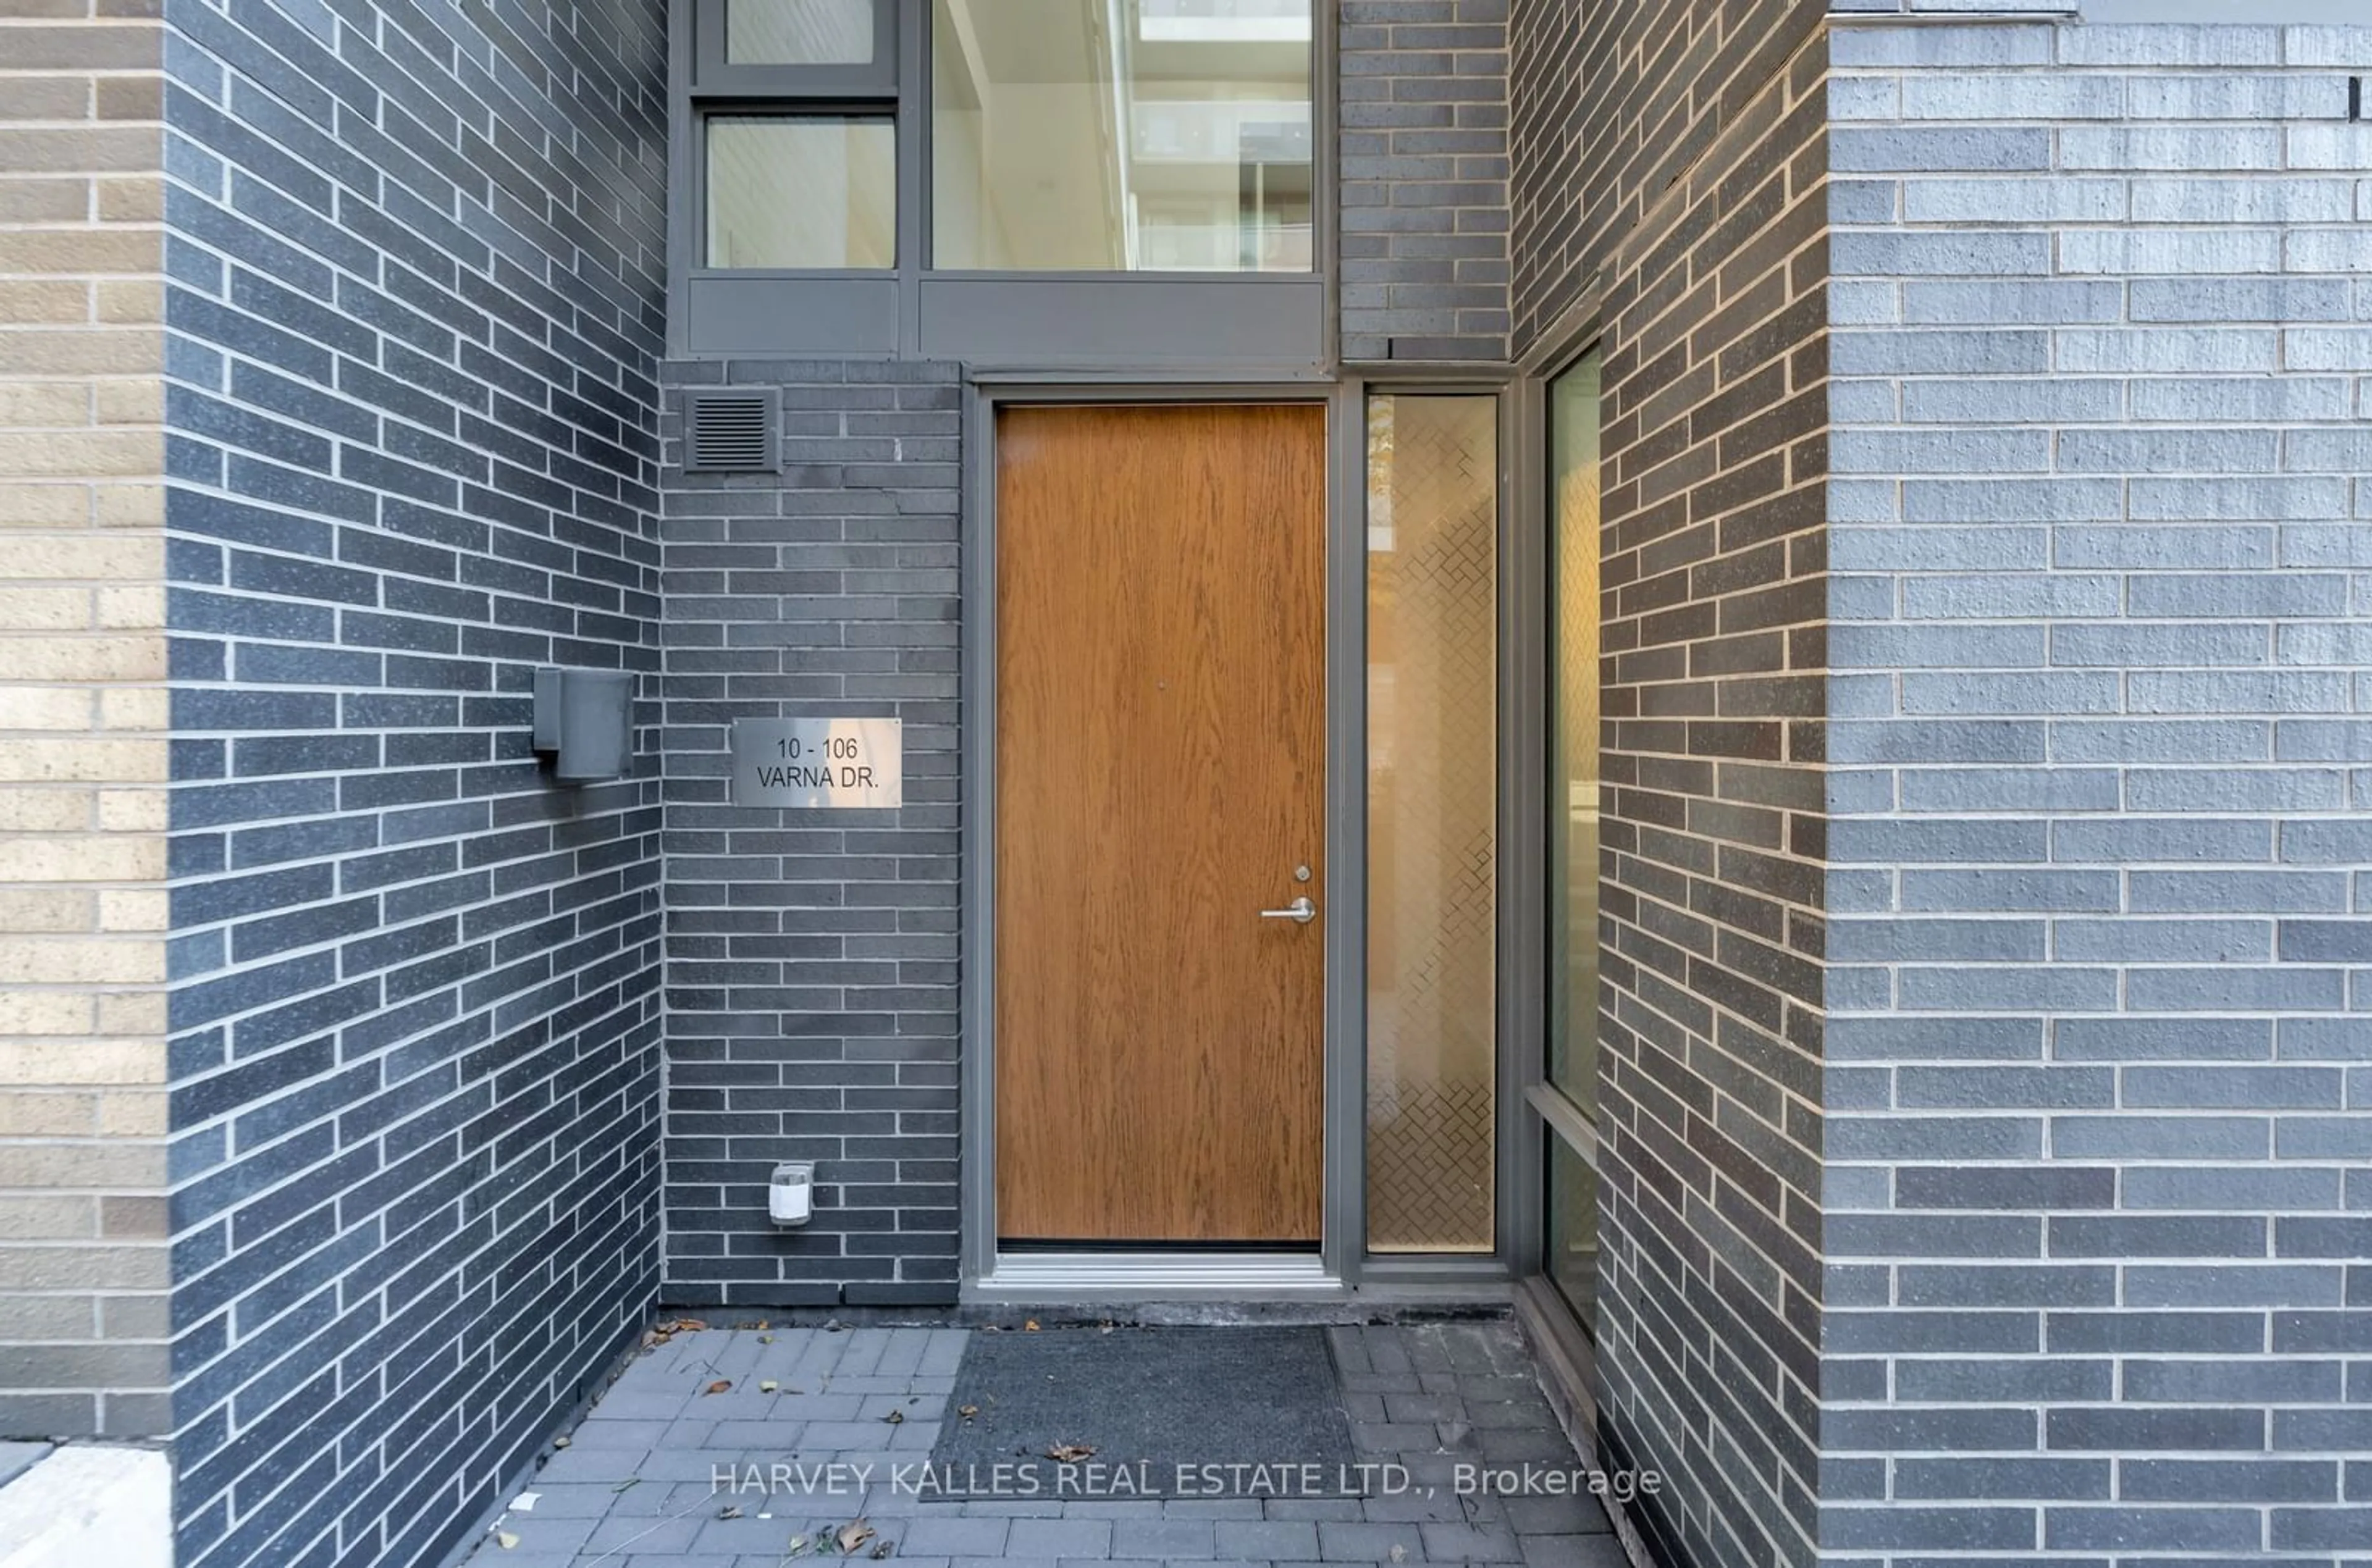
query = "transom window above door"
xmin=930 ymin=0 xmax=1313 ymax=272
xmin=676 ymin=0 xmax=1326 ymax=360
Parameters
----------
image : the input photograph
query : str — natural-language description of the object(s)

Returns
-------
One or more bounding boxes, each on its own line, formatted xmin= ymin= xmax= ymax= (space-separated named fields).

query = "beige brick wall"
xmin=0 ymin=2 xmax=170 ymax=1440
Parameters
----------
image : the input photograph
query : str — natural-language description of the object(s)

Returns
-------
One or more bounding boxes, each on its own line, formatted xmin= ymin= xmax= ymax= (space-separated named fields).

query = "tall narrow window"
xmin=931 ymin=0 xmax=1313 ymax=272
xmin=1365 ymin=394 xmax=1497 ymax=1255
xmin=1542 ymin=346 xmax=1603 ymax=1326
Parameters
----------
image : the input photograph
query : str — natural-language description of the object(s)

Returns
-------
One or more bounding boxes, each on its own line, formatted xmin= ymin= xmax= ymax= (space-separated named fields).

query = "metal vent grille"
xmin=686 ymin=390 xmax=777 ymax=472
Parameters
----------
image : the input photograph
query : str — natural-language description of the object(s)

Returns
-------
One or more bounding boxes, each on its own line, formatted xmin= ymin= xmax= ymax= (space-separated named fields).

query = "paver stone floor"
xmin=460 ymin=1319 xmax=1625 ymax=1568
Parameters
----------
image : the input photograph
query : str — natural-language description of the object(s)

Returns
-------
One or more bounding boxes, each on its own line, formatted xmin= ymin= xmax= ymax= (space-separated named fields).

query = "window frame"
xmin=692 ymin=0 xmax=900 ymax=98
xmin=669 ymin=0 xmax=1334 ymax=364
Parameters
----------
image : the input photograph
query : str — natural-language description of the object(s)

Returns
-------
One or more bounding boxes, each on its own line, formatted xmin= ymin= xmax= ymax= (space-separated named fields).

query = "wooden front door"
xmin=995 ymin=403 xmax=1328 ymax=1244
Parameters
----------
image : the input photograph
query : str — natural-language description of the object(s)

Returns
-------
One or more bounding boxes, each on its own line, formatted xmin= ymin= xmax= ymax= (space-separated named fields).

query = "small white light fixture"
xmin=768 ymin=1162 xmax=815 ymax=1227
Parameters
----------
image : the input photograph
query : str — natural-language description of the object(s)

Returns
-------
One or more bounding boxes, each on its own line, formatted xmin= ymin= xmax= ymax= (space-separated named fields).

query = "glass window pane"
xmin=1547 ymin=350 xmax=1602 ymax=1114
xmin=705 ymin=117 xmax=895 ymax=269
xmin=1365 ymin=394 xmax=1497 ymax=1255
xmin=727 ymin=0 xmax=876 ymax=64
xmin=931 ymin=0 xmax=1313 ymax=272
xmin=1547 ymin=1133 xmax=1598 ymax=1328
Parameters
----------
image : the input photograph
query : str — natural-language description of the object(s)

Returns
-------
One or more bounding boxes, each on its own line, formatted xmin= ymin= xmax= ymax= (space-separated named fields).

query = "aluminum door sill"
xmin=976 ymin=1251 xmax=1340 ymax=1299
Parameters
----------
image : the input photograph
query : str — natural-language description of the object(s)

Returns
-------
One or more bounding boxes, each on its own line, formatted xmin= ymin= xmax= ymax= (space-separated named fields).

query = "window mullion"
xmin=1525 ymin=1082 xmax=1599 ymax=1173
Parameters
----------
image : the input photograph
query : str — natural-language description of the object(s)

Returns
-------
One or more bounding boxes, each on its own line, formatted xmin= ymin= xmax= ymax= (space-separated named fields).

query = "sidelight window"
xmin=1364 ymin=393 xmax=1499 ymax=1256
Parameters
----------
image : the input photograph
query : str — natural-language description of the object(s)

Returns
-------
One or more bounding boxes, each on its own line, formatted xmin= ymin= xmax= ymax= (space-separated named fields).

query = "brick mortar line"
xmin=164 ymin=910 xmax=659 ymax=1080
xmin=168 ymin=1065 xmax=662 ymax=1338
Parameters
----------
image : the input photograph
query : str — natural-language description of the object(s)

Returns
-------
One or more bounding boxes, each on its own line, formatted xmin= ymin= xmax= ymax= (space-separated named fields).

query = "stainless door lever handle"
xmin=1260 ymin=896 xmax=1318 ymax=924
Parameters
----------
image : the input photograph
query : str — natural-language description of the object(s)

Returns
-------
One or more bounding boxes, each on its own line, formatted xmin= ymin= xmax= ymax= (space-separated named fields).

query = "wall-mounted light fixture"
xmin=531 ymin=668 xmax=636 ymax=783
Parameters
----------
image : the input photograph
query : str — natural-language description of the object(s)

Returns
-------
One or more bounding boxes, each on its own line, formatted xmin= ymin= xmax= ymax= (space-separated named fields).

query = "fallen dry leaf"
xmin=881 ymin=1409 xmax=904 ymax=1425
xmin=1045 ymin=1443 xmax=1094 ymax=1464
xmin=1389 ymin=1546 xmax=1408 ymax=1564
xmin=760 ymin=1380 xmax=780 ymax=1393
xmin=717 ymin=1504 xmax=744 ymax=1520
xmin=550 ymin=1436 xmax=571 ymax=1449
xmin=837 ymin=1519 xmax=876 ymax=1554
xmin=1022 ymin=1319 xmax=1040 ymax=1331
xmin=704 ymin=1380 xmax=732 ymax=1395
xmin=957 ymin=1404 xmax=978 ymax=1420
xmin=495 ymin=1532 xmax=519 ymax=1551
xmin=870 ymin=1540 xmax=894 ymax=1559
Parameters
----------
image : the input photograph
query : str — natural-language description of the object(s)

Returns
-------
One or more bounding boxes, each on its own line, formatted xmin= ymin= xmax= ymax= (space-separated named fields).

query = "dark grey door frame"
xmin=957 ymin=366 xmax=1546 ymax=1294
xmin=957 ymin=374 xmax=1359 ymax=1289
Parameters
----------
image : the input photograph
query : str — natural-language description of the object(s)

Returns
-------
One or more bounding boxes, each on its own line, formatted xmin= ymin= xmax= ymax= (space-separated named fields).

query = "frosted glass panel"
xmin=728 ymin=0 xmax=875 ymax=64
xmin=1548 ymin=350 xmax=1602 ymax=1115
xmin=705 ymin=117 xmax=895 ymax=270
xmin=932 ymin=0 xmax=1312 ymax=271
xmin=1365 ymin=394 xmax=1497 ymax=1255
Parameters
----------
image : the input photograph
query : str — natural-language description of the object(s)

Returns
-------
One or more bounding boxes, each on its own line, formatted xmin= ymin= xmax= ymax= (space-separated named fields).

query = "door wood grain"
xmin=995 ymin=403 xmax=1328 ymax=1243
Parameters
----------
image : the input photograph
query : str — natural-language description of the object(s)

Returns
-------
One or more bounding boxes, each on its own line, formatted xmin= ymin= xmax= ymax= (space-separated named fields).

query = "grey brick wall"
xmin=158 ymin=3 xmax=668 ymax=1567
xmin=657 ymin=361 xmax=962 ymax=1309
xmin=1340 ymin=0 xmax=1510 ymax=363
xmin=1591 ymin=27 xmax=1833 ymax=1568
xmin=1508 ymin=0 xmax=1825 ymax=358
xmin=1822 ymin=17 xmax=2372 ymax=1563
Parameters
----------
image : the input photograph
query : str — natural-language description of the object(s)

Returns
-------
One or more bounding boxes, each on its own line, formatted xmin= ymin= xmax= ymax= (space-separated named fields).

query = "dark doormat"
xmin=923 ymin=1326 xmax=1363 ymax=1499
